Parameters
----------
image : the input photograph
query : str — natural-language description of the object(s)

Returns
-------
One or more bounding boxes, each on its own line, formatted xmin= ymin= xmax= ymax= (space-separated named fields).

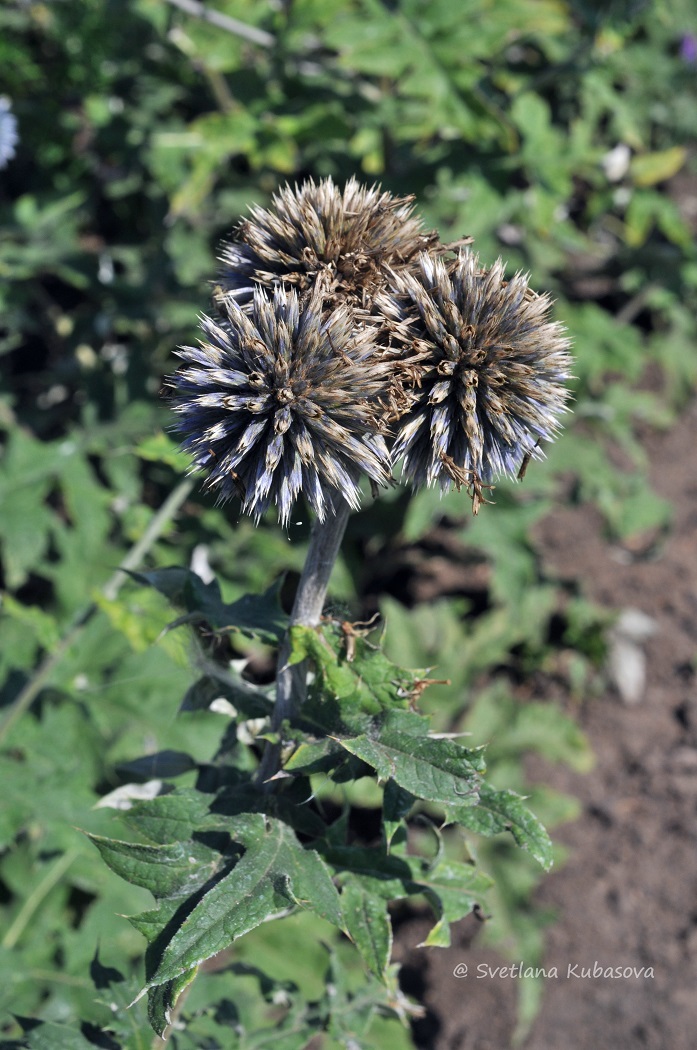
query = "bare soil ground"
xmin=394 ymin=400 xmax=697 ymax=1049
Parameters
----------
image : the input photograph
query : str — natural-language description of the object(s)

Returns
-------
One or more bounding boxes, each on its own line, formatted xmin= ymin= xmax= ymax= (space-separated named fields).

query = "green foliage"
xmin=75 ymin=574 xmax=546 ymax=1038
xmin=127 ymin=567 xmax=289 ymax=644
xmin=2 ymin=0 xmax=696 ymax=1044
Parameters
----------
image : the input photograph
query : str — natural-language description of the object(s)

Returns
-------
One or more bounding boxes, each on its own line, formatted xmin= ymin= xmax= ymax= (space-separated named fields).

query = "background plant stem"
xmin=0 ymin=478 xmax=194 ymax=746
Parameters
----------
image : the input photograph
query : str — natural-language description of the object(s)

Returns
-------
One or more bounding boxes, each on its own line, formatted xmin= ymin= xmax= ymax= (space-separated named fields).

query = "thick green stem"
xmin=257 ymin=498 xmax=351 ymax=788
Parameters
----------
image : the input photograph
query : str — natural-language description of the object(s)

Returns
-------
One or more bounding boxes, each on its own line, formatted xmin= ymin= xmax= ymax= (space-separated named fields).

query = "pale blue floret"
xmin=0 ymin=97 xmax=19 ymax=170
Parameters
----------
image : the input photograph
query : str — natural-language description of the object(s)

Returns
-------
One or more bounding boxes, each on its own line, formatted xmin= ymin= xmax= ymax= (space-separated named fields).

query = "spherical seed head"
xmin=170 ymin=285 xmax=393 ymax=525
xmin=215 ymin=176 xmax=438 ymax=312
xmin=385 ymin=250 xmax=573 ymax=491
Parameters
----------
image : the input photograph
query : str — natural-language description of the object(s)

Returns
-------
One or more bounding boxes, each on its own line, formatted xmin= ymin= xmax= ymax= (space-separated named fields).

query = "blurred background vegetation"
xmin=1 ymin=0 xmax=696 ymax=1044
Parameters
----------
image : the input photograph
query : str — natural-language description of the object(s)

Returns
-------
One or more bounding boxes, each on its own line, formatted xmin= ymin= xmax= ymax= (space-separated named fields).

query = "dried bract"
xmin=384 ymin=250 xmax=573 ymax=494
xmin=170 ymin=286 xmax=392 ymax=525
xmin=215 ymin=176 xmax=438 ymax=313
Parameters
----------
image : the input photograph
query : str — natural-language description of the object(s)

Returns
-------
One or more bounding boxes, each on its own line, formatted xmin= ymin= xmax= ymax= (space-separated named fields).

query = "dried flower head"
xmin=215 ymin=176 xmax=438 ymax=313
xmin=170 ymin=285 xmax=392 ymax=525
xmin=384 ymin=251 xmax=573 ymax=501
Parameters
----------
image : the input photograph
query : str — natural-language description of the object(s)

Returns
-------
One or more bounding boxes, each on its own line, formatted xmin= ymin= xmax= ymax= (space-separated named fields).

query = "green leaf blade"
xmin=122 ymin=788 xmax=214 ymax=845
xmin=341 ymin=873 xmax=392 ymax=979
xmin=451 ymin=783 xmax=554 ymax=871
xmin=87 ymin=833 xmax=220 ymax=898
xmin=147 ymin=818 xmax=343 ymax=989
xmin=338 ymin=727 xmax=485 ymax=807
xmin=128 ymin=568 xmax=288 ymax=643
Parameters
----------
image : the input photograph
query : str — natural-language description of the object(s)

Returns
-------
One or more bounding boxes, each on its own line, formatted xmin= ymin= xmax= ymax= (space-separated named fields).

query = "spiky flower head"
xmin=384 ymin=250 xmax=573 ymax=503
xmin=170 ymin=285 xmax=392 ymax=525
xmin=215 ymin=176 xmax=438 ymax=314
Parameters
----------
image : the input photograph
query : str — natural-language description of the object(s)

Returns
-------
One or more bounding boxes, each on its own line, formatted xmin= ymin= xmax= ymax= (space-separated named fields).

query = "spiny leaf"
xmin=282 ymin=737 xmax=348 ymax=777
xmin=122 ymin=788 xmax=214 ymax=845
xmin=145 ymin=816 xmax=343 ymax=990
xmin=147 ymin=965 xmax=199 ymax=1038
xmin=414 ymin=854 xmax=494 ymax=948
xmin=340 ymin=873 xmax=392 ymax=979
xmin=289 ymin=624 xmax=426 ymax=730
xmin=336 ymin=723 xmax=485 ymax=807
xmin=128 ymin=898 xmax=183 ymax=945
xmin=127 ymin=568 xmax=288 ymax=643
xmin=324 ymin=844 xmax=492 ymax=950
xmin=449 ymin=782 xmax=554 ymax=871
xmin=87 ymin=833 xmax=222 ymax=898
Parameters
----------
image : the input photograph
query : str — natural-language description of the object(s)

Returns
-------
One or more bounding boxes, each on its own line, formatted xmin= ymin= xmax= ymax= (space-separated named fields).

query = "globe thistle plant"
xmin=383 ymin=250 xmax=573 ymax=506
xmin=170 ymin=285 xmax=392 ymax=527
xmin=169 ymin=181 xmax=574 ymax=786
xmin=215 ymin=176 xmax=438 ymax=315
